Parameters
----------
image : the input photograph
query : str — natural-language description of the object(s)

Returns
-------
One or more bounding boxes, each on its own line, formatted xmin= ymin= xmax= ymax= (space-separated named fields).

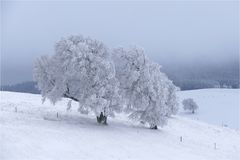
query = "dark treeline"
xmin=162 ymin=60 xmax=239 ymax=90
xmin=1 ymin=62 xmax=239 ymax=94
xmin=1 ymin=81 xmax=40 ymax=94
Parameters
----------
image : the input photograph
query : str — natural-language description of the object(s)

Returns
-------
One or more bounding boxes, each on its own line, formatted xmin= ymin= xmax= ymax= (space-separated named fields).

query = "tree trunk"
xmin=192 ymin=110 xmax=195 ymax=114
xmin=96 ymin=112 xmax=107 ymax=125
xmin=103 ymin=116 xmax=107 ymax=125
xmin=97 ymin=116 xmax=101 ymax=123
xmin=150 ymin=124 xmax=158 ymax=129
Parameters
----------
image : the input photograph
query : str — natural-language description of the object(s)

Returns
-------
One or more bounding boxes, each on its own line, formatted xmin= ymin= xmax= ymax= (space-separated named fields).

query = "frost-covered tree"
xmin=112 ymin=46 xmax=178 ymax=129
xmin=34 ymin=35 xmax=121 ymax=124
xmin=112 ymin=46 xmax=149 ymax=111
xmin=136 ymin=62 xmax=169 ymax=129
xmin=182 ymin=98 xmax=198 ymax=114
xmin=165 ymin=80 xmax=179 ymax=116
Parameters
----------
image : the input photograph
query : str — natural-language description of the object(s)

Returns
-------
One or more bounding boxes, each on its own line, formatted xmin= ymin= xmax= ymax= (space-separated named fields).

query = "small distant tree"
xmin=182 ymin=98 xmax=198 ymax=114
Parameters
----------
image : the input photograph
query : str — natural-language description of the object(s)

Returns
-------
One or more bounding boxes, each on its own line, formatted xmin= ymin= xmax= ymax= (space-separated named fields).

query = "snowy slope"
xmin=178 ymin=89 xmax=240 ymax=129
xmin=0 ymin=91 xmax=240 ymax=160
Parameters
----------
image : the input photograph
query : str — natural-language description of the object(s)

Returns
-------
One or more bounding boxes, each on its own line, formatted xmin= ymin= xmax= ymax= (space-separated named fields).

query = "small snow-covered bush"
xmin=182 ymin=98 xmax=198 ymax=114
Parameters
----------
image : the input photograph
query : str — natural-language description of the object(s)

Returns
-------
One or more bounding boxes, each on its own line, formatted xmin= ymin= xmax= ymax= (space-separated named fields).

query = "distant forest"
xmin=162 ymin=60 xmax=239 ymax=90
xmin=1 ymin=81 xmax=40 ymax=94
xmin=1 ymin=62 xmax=239 ymax=94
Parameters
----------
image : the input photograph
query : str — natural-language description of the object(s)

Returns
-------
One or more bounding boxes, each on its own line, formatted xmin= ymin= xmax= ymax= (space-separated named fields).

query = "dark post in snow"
xmin=15 ymin=107 xmax=17 ymax=112
xmin=180 ymin=136 xmax=183 ymax=142
xmin=57 ymin=112 xmax=59 ymax=118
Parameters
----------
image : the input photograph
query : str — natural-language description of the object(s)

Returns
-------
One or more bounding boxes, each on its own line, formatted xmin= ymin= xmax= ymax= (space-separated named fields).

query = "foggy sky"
xmin=1 ymin=1 xmax=239 ymax=85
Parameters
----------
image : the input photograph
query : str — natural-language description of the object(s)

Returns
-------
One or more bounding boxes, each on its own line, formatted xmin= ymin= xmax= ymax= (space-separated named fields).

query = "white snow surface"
xmin=178 ymin=89 xmax=240 ymax=129
xmin=1 ymin=90 xmax=240 ymax=160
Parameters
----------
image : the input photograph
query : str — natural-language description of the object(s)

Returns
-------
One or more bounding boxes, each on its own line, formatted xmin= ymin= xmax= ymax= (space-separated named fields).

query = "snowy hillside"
xmin=178 ymin=89 xmax=239 ymax=129
xmin=1 ymin=91 xmax=240 ymax=160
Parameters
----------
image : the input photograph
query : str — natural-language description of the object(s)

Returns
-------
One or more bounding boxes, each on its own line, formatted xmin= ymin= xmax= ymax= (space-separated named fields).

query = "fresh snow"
xmin=178 ymin=89 xmax=240 ymax=129
xmin=1 ymin=90 xmax=240 ymax=160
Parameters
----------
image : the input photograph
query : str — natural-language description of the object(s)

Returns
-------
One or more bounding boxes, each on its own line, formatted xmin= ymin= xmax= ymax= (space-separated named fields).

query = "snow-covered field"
xmin=178 ymin=89 xmax=240 ymax=129
xmin=0 ymin=90 xmax=240 ymax=160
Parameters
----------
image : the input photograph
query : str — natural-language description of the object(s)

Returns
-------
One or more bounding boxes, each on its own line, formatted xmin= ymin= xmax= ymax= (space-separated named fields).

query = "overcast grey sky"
xmin=1 ymin=1 xmax=239 ymax=85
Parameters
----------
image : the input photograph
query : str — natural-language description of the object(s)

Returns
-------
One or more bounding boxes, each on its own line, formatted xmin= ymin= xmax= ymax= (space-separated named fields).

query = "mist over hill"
xmin=161 ymin=60 xmax=239 ymax=90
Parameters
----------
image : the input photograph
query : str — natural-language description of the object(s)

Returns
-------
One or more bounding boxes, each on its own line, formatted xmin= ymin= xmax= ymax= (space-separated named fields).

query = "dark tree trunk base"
xmin=96 ymin=112 xmax=108 ymax=125
xmin=103 ymin=116 xmax=107 ymax=125
xmin=150 ymin=125 xmax=158 ymax=129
